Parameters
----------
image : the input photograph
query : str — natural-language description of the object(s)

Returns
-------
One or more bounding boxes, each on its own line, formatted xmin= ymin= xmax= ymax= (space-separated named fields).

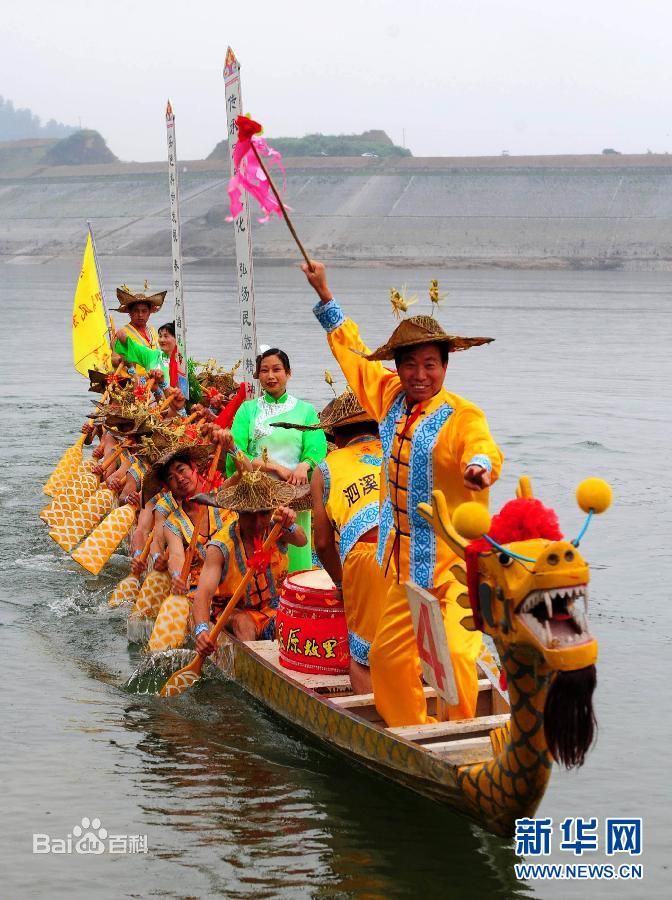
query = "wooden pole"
xmin=223 ymin=47 xmax=259 ymax=396
xmin=250 ymin=144 xmax=314 ymax=272
xmin=165 ymin=100 xmax=189 ymax=398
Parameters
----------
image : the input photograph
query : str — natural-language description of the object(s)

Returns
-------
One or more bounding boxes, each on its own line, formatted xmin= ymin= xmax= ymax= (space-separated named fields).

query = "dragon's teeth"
xmin=544 ymin=621 xmax=552 ymax=646
xmin=544 ymin=592 xmax=553 ymax=619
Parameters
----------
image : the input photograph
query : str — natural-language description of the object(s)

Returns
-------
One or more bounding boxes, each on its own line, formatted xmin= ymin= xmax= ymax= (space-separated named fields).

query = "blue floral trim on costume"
xmin=128 ymin=459 xmax=148 ymax=489
xmin=317 ymin=460 xmax=331 ymax=505
xmin=467 ymin=453 xmax=492 ymax=473
xmin=163 ymin=510 xmax=188 ymax=540
xmin=408 ymin=402 xmax=454 ymax=588
xmin=339 ymin=502 xmax=379 ymax=563
xmin=313 ymin=298 xmax=345 ymax=333
xmin=359 ymin=453 xmax=383 ymax=467
xmin=376 ymin=394 xmax=405 ymax=567
xmin=379 ymin=394 xmax=404 ymax=459
xmin=152 ymin=491 xmax=177 ymax=516
xmin=349 ymin=631 xmax=371 ymax=667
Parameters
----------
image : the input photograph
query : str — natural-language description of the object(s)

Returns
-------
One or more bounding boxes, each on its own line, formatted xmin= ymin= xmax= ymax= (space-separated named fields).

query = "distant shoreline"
xmin=3 ymin=155 xmax=672 ymax=270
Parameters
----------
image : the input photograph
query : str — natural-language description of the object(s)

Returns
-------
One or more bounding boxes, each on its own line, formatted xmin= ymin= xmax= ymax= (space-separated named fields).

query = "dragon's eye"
xmin=498 ymin=552 xmax=513 ymax=567
xmin=547 ymin=553 xmax=560 ymax=566
xmin=564 ymin=549 xmax=575 ymax=562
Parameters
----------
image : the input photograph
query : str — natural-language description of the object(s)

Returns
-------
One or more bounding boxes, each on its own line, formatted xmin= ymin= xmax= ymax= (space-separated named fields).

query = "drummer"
xmin=192 ymin=461 xmax=307 ymax=653
xmin=294 ymin=389 xmax=388 ymax=694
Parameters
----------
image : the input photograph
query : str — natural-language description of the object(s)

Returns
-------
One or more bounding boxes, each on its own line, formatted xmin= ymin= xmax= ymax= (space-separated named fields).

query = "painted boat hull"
xmin=222 ymin=637 xmax=510 ymax=832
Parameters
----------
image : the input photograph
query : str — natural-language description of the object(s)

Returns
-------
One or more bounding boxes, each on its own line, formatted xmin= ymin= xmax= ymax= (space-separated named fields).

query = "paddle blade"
xmin=148 ymin=593 xmax=191 ymax=652
xmin=133 ymin=570 xmax=172 ymax=618
xmin=43 ymin=436 xmax=85 ymax=496
xmin=43 ymin=473 xmax=99 ymax=527
xmin=71 ymin=503 xmax=136 ymax=575
xmin=49 ymin=488 xmax=115 ymax=552
xmin=160 ymin=665 xmax=202 ymax=697
xmin=109 ymin=574 xmax=141 ymax=607
xmin=125 ymin=648 xmax=198 ymax=694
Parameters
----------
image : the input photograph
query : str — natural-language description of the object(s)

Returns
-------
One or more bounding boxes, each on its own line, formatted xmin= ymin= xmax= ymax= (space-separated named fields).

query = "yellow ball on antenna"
xmin=452 ymin=502 xmax=492 ymax=540
xmin=576 ymin=478 xmax=613 ymax=514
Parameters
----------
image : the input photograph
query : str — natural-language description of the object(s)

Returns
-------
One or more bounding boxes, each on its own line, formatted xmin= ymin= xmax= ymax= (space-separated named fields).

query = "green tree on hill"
xmin=208 ymin=129 xmax=410 ymax=160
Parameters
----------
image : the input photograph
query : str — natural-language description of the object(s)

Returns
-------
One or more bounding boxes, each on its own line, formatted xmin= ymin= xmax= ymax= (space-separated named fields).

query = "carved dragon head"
xmin=418 ymin=476 xmax=612 ymax=768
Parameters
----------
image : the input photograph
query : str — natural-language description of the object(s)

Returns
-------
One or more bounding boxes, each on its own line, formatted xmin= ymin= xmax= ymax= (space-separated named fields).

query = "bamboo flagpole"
xmin=87 ymin=220 xmax=112 ymax=340
xmin=44 ymin=227 xmax=114 ymax=493
xmin=165 ymin=100 xmax=189 ymax=399
xmin=223 ymin=47 xmax=258 ymax=396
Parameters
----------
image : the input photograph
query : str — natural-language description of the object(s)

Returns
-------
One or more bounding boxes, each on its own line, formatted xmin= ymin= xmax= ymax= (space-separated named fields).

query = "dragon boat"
xmin=196 ymin=476 xmax=609 ymax=838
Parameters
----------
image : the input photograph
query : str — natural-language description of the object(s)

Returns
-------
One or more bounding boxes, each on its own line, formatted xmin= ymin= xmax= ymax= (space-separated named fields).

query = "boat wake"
xmin=125 ymin=648 xmax=220 ymax=695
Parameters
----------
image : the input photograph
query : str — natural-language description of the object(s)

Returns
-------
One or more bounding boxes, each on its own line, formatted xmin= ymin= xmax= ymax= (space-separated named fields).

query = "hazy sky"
xmin=2 ymin=0 xmax=670 ymax=161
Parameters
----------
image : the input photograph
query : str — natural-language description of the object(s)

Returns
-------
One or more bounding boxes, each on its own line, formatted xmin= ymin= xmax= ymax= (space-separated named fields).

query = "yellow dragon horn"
xmin=516 ymin=475 xmax=534 ymax=499
xmin=417 ymin=490 xmax=468 ymax=560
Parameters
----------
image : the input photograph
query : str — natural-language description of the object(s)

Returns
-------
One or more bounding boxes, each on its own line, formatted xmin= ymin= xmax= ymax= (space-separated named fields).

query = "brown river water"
xmin=0 ymin=259 xmax=669 ymax=898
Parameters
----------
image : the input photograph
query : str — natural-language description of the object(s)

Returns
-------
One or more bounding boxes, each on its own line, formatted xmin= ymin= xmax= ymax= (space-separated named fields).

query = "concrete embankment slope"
xmin=2 ymin=154 xmax=672 ymax=268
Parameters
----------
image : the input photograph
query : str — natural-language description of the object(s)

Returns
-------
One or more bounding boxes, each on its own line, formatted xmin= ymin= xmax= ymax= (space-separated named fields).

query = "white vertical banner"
xmin=223 ymin=46 xmax=258 ymax=397
xmin=165 ymin=99 xmax=189 ymax=398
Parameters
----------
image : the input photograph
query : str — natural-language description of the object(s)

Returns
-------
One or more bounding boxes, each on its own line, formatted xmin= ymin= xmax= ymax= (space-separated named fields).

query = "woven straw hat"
xmin=289 ymin=483 xmax=313 ymax=512
xmin=272 ymin=388 xmax=375 ymax=436
xmin=358 ymin=314 xmax=493 ymax=361
xmin=94 ymin=396 xmax=156 ymax=439
xmin=211 ymin=469 xmax=298 ymax=512
xmin=87 ymin=368 xmax=133 ymax=394
xmin=115 ymin=285 xmax=166 ymax=314
xmin=196 ymin=359 xmax=242 ymax=399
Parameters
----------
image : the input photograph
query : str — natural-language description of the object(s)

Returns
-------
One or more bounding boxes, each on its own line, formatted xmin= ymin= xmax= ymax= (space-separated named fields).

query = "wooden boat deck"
xmin=243 ymin=640 xmax=509 ymax=765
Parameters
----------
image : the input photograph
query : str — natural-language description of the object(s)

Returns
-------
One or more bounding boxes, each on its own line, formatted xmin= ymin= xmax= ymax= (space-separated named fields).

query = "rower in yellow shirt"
xmin=302 ymin=260 xmax=503 ymax=727
xmin=288 ymin=388 xmax=390 ymax=694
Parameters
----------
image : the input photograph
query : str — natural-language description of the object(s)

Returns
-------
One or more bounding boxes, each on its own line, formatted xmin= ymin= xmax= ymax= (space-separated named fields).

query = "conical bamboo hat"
xmin=115 ymin=285 xmax=166 ymax=313
xmin=359 ymin=314 xmax=493 ymax=361
xmin=212 ymin=470 xmax=298 ymax=512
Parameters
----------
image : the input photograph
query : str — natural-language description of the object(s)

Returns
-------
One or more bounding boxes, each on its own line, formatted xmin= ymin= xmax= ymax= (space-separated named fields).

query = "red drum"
xmin=276 ymin=569 xmax=350 ymax=675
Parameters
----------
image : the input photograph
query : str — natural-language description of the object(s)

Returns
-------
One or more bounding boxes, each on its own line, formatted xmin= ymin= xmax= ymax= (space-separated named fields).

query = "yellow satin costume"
xmin=313 ymin=299 xmax=503 ymax=725
xmin=164 ymin=505 xmax=231 ymax=590
xmin=120 ymin=323 xmax=160 ymax=350
xmin=318 ymin=437 xmax=390 ymax=665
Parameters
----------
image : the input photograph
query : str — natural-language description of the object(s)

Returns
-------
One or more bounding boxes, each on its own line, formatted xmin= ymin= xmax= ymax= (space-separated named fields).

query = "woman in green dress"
xmin=228 ymin=348 xmax=327 ymax=572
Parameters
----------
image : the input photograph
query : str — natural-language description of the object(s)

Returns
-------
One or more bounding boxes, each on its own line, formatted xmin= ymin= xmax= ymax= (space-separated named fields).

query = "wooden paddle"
xmin=43 ymin=362 xmax=126 ymax=495
xmin=250 ymin=145 xmax=314 ymax=272
xmin=108 ymin=530 xmax=154 ymax=607
xmin=49 ymin=442 xmax=135 ymax=551
xmin=160 ymin=521 xmax=284 ymax=697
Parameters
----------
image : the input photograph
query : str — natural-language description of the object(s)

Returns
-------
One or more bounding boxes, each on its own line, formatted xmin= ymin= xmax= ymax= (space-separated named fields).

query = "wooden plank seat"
xmin=387 ymin=713 xmax=510 ymax=745
xmin=429 ymin=735 xmax=494 ymax=763
xmin=330 ymin=679 xmax=492 ymax=709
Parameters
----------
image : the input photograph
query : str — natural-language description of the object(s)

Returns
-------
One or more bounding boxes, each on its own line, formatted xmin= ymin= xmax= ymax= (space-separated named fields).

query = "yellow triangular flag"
xmin=72 ymin=233 xmax=112 ymax=376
